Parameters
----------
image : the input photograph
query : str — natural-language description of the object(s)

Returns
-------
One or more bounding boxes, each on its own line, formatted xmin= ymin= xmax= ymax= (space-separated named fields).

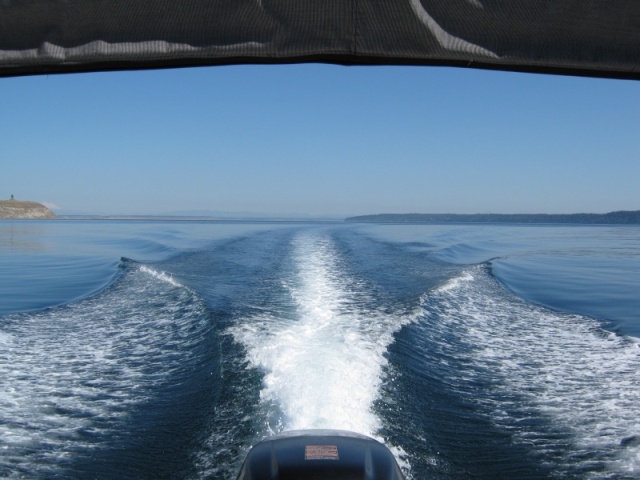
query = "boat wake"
xmin=0 ymin=261 xmax=213 ymax=478
xmin=420 ymin=265 xmax=640 ymax=478
xmin=229 ymin=232 xmax=419 ymax=473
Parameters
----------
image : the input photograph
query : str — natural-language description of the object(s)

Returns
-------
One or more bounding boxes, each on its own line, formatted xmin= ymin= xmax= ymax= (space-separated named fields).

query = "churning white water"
xmin=230 ymin=232 xmax=418 ymax=437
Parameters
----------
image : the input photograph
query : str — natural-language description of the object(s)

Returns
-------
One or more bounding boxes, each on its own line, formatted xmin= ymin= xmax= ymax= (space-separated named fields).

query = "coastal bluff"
xmin=0 ymin=198 xmax=56 ymax=219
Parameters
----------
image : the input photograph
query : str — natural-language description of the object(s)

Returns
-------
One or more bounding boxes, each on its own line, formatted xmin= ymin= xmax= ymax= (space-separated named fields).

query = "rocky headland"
xmin=0 ymin=198 xmax=57 ymax=219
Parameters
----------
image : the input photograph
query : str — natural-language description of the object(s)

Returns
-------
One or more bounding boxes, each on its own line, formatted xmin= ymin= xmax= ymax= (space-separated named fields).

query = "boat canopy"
xmin=2 ymin=0 xmax=639 ymax=79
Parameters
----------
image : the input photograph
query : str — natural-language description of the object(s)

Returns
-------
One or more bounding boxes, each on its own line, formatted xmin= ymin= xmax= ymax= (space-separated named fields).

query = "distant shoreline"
xmin=54 ymin=215 xmax=341 ymax=223
xmin=3 ymin=211 xmax=639 ymax=225
xmin=345 ymin=211 xmax=640 ymax=225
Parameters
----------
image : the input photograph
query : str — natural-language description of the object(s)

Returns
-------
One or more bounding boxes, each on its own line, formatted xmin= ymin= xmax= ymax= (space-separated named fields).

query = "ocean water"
xmin=0 ymin=220 xmax=638 ymax=479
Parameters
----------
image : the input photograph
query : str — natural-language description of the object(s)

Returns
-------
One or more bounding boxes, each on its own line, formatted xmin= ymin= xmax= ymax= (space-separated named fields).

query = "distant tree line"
xmin=345 ymin=211 xmax=640 ymax=224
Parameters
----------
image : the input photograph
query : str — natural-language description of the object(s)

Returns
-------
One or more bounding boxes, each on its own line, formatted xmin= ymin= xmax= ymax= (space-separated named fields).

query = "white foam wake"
xmin=140 ymin=264 xmax=183 ymax=287
xmin=428 ymin=267 xmax=640 ymax=478
xmin=231 ymin=233 xmax=417 ymax=439
xmin=0 ymin=264 xmax=209 ymax=478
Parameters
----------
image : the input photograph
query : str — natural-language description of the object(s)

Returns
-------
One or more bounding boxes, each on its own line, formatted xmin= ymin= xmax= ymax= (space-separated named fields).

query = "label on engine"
xmin=305 ymin=445 xmax=339 ymax=460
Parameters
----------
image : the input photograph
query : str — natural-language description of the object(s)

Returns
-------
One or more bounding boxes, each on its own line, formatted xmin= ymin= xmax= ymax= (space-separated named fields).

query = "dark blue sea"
xmin=1 ymin=220 xmax=638 ymax=479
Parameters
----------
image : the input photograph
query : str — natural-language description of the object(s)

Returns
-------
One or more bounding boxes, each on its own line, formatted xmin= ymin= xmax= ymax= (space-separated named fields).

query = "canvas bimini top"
xmin=1 ymin=0 xmax=639 ymax=79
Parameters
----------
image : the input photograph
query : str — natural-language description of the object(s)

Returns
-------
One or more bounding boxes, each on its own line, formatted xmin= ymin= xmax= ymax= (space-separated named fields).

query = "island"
xmin=345 ymin=211 xmax=640 ymax=225
xmin=0 ymin=197 xmax=57 ymax=219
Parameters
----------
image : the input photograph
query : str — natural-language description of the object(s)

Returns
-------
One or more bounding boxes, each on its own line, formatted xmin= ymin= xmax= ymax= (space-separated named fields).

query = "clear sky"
xmin=2 ymin=64 xmax=639 ymax=218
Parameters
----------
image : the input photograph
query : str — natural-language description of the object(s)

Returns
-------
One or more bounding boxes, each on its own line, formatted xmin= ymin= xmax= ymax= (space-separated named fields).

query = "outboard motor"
xmin=237 ymin=429 xmax=405 ymax=480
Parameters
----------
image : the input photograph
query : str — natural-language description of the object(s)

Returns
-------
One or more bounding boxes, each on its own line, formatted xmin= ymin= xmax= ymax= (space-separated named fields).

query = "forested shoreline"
xmin=345 ymin=211 xmax=640 ymax=224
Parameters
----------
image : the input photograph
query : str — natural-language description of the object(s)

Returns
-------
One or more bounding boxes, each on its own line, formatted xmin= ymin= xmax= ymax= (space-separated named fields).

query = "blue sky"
xmin=2 ymin=64 xmax=639 ymax=217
